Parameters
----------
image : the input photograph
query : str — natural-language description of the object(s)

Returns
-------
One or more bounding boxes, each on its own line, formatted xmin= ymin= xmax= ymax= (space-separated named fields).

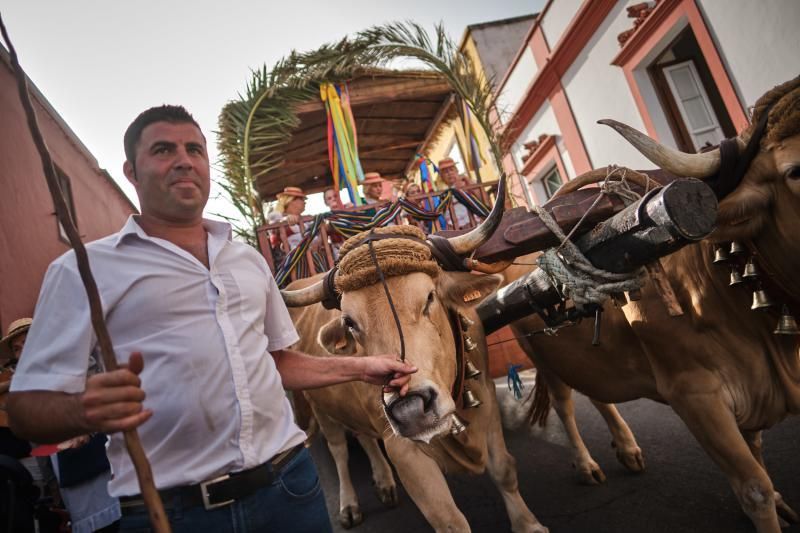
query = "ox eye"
xmin=786 ymin=166 xmax=800 ymax=180
xmin=423 ymin=291 xmax=435 ymax=316
xmin=342 ymin=316 xmax=358 ymax=332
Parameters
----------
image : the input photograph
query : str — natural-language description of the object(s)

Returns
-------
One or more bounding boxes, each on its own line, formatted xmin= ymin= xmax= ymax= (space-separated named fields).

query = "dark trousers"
xmin=119 ymin=448 xmax=332 ymax=533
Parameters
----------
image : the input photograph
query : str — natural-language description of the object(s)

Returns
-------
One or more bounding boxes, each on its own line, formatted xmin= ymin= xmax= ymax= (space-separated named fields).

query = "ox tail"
xmin=527 ymin=371 xmax=551 ymax=427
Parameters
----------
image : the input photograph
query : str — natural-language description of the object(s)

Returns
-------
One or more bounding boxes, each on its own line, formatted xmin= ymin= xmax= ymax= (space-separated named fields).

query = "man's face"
xmin=324 ymin=189 xmax=342 ymax=209
xmin=364 ymin=182 xmax=383 ymax=201
xmin=441 ymin=165 xmax=459 ymax=187
xmin=11 ymin=333 xmax=26 ymax=361
xmin=123 ymin=121 xmax=210 ymax=224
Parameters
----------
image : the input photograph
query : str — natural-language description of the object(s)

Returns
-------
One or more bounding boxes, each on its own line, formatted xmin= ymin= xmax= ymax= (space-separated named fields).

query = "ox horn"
xmin=598 ymin=119 xmax=722 ymax=178
xmin=445 ymin=170 xmax=507 ymax=255
xmin=280 ymin=277 xmax=328 ymax=307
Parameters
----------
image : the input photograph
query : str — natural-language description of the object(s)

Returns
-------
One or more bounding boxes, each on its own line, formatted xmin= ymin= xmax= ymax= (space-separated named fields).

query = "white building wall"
xmin=496 ymin=47 xmax=538 ymax=124
xmin=513 ymin=101 xmax=577 ymax=183
xmin=540 ymin=0 xmax=583 ymax=49
xmin=561 ymin=1 xmax=655 ymax=169
xmin=698 ymin=0 xmax=800 ymax=109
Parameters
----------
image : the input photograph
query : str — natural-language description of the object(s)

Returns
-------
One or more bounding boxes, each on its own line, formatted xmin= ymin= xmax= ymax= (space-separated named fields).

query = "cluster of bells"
xmin=451 ymin=313 xmax=483 ymax=436
xmin=713 ymin=241 xmax=799 ymax=335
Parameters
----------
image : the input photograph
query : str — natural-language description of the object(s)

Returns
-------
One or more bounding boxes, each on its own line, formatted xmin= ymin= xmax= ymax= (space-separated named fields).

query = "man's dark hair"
xmin=123 ymin=105 xmax=202 ymax=164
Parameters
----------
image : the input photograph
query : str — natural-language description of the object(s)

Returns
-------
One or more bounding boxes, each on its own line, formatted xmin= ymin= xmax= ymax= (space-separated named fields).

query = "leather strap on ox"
xmin=705 ymin=104 xmax=771 ymax=199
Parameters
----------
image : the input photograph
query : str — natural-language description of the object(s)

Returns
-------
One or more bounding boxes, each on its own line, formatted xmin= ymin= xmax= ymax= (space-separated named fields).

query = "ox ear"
xmin=437 ymin=272 xmax=503 ymax=309
xmin=318 ymin=316 xmax=357 ymax=355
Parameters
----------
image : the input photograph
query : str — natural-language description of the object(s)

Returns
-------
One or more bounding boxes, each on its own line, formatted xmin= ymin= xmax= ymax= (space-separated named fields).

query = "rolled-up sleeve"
xmin=263 ymin=270 xmax=300 ymax=352
xmin=10 ymin=255 xmax=93 ymax=394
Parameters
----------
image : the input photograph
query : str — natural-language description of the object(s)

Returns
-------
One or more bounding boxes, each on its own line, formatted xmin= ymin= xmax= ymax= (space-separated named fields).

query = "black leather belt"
xmin=120 ymin=443 xmax=305 ymax=512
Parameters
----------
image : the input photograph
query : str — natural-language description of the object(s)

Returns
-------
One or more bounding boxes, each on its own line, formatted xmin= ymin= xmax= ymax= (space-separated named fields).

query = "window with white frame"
xmin=662 ymin=60 xmax=725 ymax=151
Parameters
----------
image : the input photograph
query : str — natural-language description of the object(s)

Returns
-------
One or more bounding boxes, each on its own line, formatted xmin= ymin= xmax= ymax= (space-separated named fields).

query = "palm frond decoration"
xmin=216 ymin=21 xmax=507 ymax=246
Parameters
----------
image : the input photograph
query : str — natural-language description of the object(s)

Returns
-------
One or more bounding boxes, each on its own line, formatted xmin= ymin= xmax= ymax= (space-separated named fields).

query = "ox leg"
xmin=485 ymin=380 xmax=549 ymax=533
xmin=742 ymin=429 xmax=799 ymax=526
xmin=670 ymin=393 xmax=781 ymax=533
xmin=314 ymin=410 xmax=363 ymax=529
xmin=354 ymin=434 xmax=398 ymax=507
xmin=588 ymin=399 xmax=646 ymax=473
xmin=384 ymin=437 xmax=471 ymax=532
xmin=542 ymin=371 xmax=607 ymax=484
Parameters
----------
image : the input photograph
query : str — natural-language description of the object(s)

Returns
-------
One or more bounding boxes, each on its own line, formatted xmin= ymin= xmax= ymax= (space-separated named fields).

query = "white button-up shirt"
xmin=12 ymin=216 xmax=305 ymax=497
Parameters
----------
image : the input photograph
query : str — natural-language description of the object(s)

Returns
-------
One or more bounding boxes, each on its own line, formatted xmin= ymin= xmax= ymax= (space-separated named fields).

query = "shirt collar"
xmin=113 ymin=215 xmax=233 ymax=247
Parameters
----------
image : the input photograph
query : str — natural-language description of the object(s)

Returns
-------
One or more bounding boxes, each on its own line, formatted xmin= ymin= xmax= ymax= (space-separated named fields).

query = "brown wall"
xmin=0 ymin=51 xmax=136 ymax=331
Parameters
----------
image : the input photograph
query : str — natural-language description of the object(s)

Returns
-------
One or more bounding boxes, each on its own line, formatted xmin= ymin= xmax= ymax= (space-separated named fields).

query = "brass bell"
xmin=458 ymin=314 xmax=475 ymax=332
xmin=729 ymin=241 xmax=747 ymax=256
xmin=462 ymin=388 xmax=482 ymax=409
xmin=774 ymin=305 xmax=800 ymax=335
xmin=464 ymin=336 xmax=478 ymax=352
xmin=729 ymin=267 xmax=745 ymax=287
xmin=450 ymin=413 xmax=468 ymax=435
xmin=464 ymin=360 xmax=481 ymax=380
xmin=742 ymin=257 xmax=760 ymax=280
xmin=713 ymin=245 xmax=731 ymax=264
xmin=751 ymin=288 xmax=777 ymax=310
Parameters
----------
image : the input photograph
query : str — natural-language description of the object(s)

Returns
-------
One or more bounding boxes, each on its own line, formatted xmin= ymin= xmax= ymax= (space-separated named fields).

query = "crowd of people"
xmin=265 ymin=158 xmax=482 ymax=264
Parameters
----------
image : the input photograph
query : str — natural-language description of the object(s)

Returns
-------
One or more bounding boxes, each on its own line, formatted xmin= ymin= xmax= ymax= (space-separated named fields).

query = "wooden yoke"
xmin=439 ymin=188 xmax=629 ymax=264
xmin=0 ymin=14 xmax=170 ymax=532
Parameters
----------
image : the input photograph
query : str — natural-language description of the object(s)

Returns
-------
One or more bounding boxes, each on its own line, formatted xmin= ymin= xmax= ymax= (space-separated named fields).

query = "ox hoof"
xmin=338 ymin=506 xmax=363 ymax=529
xmin=375 ymin=483 xmax=399 ymax=507
xmin=573 ymin=460 xmax=606 ymax=485
xmin=776 ymin=492 xmax=799 ymax=524
xmin=613 ymin=442 xmax=646 ymax=473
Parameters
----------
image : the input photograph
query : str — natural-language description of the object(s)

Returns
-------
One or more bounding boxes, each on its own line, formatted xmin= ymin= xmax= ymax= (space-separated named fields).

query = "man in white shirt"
xmin=7 ymin=105 xmax=416 ymax=533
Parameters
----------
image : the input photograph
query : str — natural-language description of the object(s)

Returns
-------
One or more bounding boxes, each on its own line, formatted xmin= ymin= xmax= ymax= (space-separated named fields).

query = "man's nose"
xmin=173 ymin=147 xmax=194 ymax=169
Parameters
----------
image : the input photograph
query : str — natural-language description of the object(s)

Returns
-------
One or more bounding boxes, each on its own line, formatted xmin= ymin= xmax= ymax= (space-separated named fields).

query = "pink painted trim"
xmin=501 ymin=0 xmax=617 ymax=144
xmin=614 ymin=0 xmax=748 ymax=139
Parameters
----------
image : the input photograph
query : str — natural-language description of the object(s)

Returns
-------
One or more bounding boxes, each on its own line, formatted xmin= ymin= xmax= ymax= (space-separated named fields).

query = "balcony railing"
xmin=257 ymin=181 xmax=498 ymax=286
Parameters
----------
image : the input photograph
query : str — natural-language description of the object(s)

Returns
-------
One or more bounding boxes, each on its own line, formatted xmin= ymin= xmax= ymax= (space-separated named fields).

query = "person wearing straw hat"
xmin=7 ymin=105 xmax=416 ymax=533
xmin=0 ymin=317 xmax=31 ymax=369
xmin=438 ymin=158 xmax=472 ymax=229
xmin=268 ymin=186 xmax=312 ymax=251
xmin=1 ymin=318 xmax=33 ymax=458
xmin=361 ymin=171 xmax=385 ymax=204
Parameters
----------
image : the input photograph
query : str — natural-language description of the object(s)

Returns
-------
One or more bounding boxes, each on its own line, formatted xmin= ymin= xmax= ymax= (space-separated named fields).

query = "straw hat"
xmin=438 ymin=157 xmax=456 ymax=170
xmin=277 ymin=186 xmax=306 ymax=200
xmin=362 ymin=172 xmax=384 ymax=185
xmin=0 ymin=317 xmax=32 ymax=360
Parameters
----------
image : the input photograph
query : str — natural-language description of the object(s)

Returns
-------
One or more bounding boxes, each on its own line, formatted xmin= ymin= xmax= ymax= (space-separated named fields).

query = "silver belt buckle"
xmin=200 ymin=474 xmax=235 ymax=510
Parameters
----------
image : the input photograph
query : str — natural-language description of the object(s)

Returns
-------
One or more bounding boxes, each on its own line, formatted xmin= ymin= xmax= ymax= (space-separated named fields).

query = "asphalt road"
xmin=309 ymin=373 xmax=800 ymax=533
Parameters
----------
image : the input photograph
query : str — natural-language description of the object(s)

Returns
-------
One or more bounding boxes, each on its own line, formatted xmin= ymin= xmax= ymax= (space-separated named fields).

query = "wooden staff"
xmin=0 ymin=13 xmax=170 ymax=532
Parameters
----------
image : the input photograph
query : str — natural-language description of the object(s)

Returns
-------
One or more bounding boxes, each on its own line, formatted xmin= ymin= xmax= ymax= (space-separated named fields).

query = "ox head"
xmin=599 ymin=76 xmax=800 ymax=247
xmin=320 ymin=251 xmax=501 ymax=443
xmin=281 ymin=179 xmax=507 ymax=442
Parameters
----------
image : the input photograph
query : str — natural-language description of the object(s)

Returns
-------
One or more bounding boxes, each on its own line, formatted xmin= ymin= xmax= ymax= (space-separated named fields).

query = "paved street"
xmin=310 ymin=373 xmax=800 ymax=533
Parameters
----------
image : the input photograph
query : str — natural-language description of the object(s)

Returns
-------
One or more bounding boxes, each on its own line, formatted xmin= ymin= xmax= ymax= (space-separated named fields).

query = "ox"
xmin=281 ymin=221 xmax=547 ymax=532
xmin=505 ymin=76 xmax=800 ymax=532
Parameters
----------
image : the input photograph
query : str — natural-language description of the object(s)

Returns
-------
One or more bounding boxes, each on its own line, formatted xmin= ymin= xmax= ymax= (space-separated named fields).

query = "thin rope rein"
xmin=366 ymin=232 xmax=406 ymax=409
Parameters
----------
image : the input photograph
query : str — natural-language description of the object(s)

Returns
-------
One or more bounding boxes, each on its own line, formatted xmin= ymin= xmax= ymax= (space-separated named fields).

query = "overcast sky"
xmin=1 ymin=1 xmax=540 ymax=218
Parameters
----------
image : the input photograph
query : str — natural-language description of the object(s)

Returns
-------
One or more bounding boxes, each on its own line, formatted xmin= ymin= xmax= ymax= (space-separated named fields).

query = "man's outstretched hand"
xmin=358 ymin=355 xmax=417 ymax=396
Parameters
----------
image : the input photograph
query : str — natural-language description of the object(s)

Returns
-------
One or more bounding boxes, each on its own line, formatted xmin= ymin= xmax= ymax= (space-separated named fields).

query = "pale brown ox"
xmin=507 ymin=77 xmax=800 ymax=533
xmin=285 ymin=264 xmax=547 ymax=532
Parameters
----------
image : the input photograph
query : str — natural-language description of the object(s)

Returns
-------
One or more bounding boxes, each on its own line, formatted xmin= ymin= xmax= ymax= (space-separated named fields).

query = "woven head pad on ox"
xmin=336 ymin=225 xmax=440 ymax=293
xmin=752 ymin=75 xmax=800 ymax=146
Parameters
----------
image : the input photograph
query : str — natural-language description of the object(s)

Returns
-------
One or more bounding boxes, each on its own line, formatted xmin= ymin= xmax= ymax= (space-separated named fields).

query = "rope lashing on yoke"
xmin=534 ymin=167 xmax=649 ymax=308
